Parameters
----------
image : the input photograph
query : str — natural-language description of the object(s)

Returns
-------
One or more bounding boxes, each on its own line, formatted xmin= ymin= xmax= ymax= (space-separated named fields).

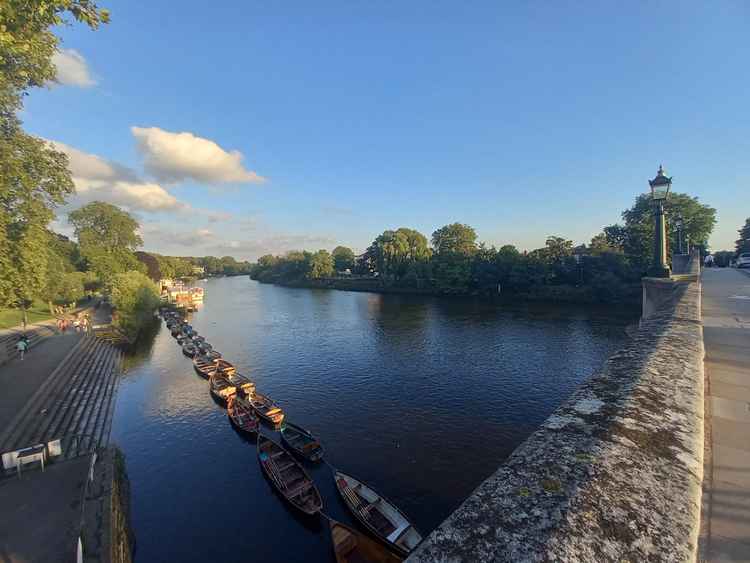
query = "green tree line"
xmin=250 ymin=193 xmax=717 ymax=304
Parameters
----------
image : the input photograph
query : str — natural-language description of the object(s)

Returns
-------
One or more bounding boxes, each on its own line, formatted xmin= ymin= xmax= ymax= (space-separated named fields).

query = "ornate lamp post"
xmin=648 ymin=165 xmax=672 ymax=277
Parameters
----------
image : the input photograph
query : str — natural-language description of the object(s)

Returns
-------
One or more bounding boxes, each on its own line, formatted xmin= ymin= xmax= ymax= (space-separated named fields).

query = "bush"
xmin=110 ymin=271 xmax=160 ymax=339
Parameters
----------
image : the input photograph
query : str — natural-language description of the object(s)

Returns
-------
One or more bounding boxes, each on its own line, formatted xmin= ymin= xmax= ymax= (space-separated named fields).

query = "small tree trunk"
xmin=22 ymin=306 xmax=28 ymax=330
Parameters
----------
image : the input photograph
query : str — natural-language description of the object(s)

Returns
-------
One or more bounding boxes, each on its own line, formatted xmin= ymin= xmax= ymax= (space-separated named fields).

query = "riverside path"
xmin=702 ymin=267 xmax=750 ymax=561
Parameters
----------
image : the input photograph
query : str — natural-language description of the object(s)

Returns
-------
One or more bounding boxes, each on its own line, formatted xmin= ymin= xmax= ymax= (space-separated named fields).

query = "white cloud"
xmin=52 ymin=49 xmax=96 ymax=88
xmin=49 ymin=141 xmax=188 ymax=213
xmin=131 ymin=126 xmax=265 ymax=185
xmin=140 ymin=223 xmax=335 ymax=261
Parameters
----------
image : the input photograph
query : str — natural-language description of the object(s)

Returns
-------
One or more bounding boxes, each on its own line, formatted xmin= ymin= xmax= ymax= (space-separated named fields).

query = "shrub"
xmin=110 ymin=271 xmax=160 ymax=339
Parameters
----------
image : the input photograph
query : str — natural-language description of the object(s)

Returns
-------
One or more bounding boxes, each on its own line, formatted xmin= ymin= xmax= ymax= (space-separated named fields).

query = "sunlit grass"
xmin=0 ymin=301 xmax=53 ymax=330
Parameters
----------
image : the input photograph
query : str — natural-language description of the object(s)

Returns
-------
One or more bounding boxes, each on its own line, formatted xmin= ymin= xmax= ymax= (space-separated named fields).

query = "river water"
xmin=111 ymin=276 xmax=634 ymax=562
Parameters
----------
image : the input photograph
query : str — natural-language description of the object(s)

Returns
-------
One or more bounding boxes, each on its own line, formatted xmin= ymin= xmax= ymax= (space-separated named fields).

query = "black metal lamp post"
xmin=648 ymin=165 xmax=672 ymax=277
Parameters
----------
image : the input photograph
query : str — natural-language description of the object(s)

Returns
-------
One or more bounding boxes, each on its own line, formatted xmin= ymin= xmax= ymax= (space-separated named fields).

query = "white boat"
xmin=334 ymin=471 xmax=422 ymax=556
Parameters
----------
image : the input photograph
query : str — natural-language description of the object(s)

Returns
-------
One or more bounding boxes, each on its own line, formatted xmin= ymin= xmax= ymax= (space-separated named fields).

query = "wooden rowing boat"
xmin=330 ymin=520 xmax=402 ymax=563
xmin=249 ymin=392 xmax=285 ymax=426
xmin=209 ymin=373 xmax=237 ymax=403
xmin=280 ymin=422 xmax=324 ymax=462
xmin=193 ymin=355 xmax=215 ymax=378
xmin=257 ymin=435 xmax=322 ymax=516
xmin=333 ymin=471 xmax=422 ymax=557
xmin=227 ymin=372 xmax=256 ymax=396
xmin=227 ymin=394 xmax=259 ymax=435
xmin=213 ymin=359 xmax=236 ymax=376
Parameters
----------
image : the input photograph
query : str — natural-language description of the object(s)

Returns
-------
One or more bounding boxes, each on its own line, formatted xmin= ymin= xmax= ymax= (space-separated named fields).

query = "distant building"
xmin=192 ymin=265 xmax=205 ymax=276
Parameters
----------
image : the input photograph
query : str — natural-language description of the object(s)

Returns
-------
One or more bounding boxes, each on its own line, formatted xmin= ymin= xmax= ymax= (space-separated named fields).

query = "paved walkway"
xmin=702 ymin=267 xmax=750 ymax=561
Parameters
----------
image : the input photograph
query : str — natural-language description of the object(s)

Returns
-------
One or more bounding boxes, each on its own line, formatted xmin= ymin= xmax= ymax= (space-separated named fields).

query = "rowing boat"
xmin=330 ymin=520 xmax=402 ymax=563
xmin=227 ymin=394 xmax=259 ymax=435
xmin=209 ymin=373 xmax=237 ymax=403
xmin=227 ymin=372 xmax=256 ymax=396
xmin=182 ymin=342 xmax=197 ymax=358
xmin=257 ymin=435 xmax=322 ymax=516
xmin=333 ymin=471 xmax=422 ymax=557
xmin=193 ymin=355 xmax=215 ymax=378
xmin=249 ymin=392 xmax=285 ymax=426
xmin=280 ymin=422 xmax=324 ymax=462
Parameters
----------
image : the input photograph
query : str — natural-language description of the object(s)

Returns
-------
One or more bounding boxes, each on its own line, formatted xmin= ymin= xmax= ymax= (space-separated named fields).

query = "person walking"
xmin=16 ymin=337 xmax=28 ymax=361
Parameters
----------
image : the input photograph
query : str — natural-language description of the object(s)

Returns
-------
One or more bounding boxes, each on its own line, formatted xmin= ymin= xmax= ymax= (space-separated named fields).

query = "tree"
xmin=614 ymin=192 xmax=716 ymax=270
xmin=366 ymin=228 xmax=430 ymax=280
xmin=589 ymin=232 xmax=619 ymax=256
xmin=736 ymin=218 xmax=750 ymax=255
xmin=69 ymin=201 xmax=143 ymax=286
xmin=543 ymin=236 xmax=574 ymax=263
xmin=308 ymin=250 xmax=334 ymax=279
xmin=431 ymin=223 xmax=478 ymax=256
xmin=431 ymin=223 xmax=478 ymax=289
xmin=332 ymin=246 xmax=356 ymax=272
xmin=0 ymin=1 xmax=108 ymax=320
xmin=109 ymin=271 xmax=160 ymax=339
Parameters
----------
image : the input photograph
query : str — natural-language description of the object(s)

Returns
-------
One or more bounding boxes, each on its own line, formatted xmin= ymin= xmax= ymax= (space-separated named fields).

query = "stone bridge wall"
xmin=408 ymin=260 xmax=704 ymax=562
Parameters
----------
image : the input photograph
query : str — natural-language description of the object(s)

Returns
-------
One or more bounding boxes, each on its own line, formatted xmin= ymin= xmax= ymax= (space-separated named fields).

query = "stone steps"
xmin=0 ymin=335 xmax=122 ymax=460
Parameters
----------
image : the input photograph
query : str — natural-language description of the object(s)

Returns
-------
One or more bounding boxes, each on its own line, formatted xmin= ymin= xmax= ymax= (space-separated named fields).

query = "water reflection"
xmin=111 ymin=277 xmax=634 ymax=563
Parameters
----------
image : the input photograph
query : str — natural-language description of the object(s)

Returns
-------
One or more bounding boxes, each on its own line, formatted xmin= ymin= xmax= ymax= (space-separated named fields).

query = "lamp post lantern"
xmin=648 ymin=165 xmax=672 ymax=277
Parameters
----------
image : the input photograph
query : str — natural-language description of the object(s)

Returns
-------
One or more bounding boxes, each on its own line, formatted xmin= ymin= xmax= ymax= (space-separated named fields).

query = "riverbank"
xmin=252 ymin=275 xmax=643 ymax=308
xmin=0 ymin=303 xmax=133 ymax=562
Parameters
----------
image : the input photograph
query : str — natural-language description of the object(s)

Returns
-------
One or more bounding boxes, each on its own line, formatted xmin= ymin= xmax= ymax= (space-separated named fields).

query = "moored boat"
xmin=333 ymin=471 xmax=422 ymax=557
xmin=281 ymin=422 xmax=324 ymax=462
xmin=193 ymin=355 xmax=215 ymax=378
xmin=227 ymin=372 xmax=255 ymax=396
xmin=182 ymin=342 xmax=197 ymax=357
xmin=227 ymin=394 xmax=259 ymax=435
xmin=209 ymin=372 xmax=237 ymax=403
xmin=249 ymin=392 xmax=285 ymax=426
xmin=330 ymin=520 xmax=403 ymax=563
xmin=257 ymin=435 xmax=322 ymax=516
xmin=197 ymin=341 xmax=213 ymax=355
xmin=171 ymin=325 xmax=182 ymax=337
xmin=213 ymin=359 xmax=236 ymax=376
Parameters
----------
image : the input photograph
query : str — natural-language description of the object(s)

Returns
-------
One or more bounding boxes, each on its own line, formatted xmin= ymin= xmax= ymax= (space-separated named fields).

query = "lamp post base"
xmin=648 ymin=265 xmax=671 ymax=278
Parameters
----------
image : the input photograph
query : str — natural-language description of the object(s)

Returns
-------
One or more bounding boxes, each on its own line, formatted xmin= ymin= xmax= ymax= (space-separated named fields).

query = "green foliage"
xmin=69 ymin=201 xmax=142 ymax=286
xmin=0 ymin=0 xmax=109 ymax=115
xmin=431 ymin=223 xmax=477 ymax=256
xmin=109 ymin=271 xmax=160 ymax=339
xmin=308 ymin=249 xmax=334 ymax=279
xmin=606 ymin=192 xmax=716 ymax=270
xmin=53 ymin=271 xmax=87 ymax=303
xmin=363 ymin=228 xmax=431 ymax=280
xmin=736 ymin=218 xmax=750 ymax=255
xmin=332 ymin=246 xmax=355 ymax=272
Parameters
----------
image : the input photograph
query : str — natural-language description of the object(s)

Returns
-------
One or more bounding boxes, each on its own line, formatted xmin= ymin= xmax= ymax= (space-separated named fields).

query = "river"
xmin=111 ymin=276 xmax=634 ymax=562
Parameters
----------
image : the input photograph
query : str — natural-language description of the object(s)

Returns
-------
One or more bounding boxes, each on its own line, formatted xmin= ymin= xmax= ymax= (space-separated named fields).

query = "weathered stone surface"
xmin=408 ymin=279 xmax=704 ymax=563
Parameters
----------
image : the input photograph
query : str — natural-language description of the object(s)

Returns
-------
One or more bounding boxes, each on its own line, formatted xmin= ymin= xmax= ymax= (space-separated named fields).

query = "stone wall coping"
xmin=408 ymin=276 xmax=704 ymax=563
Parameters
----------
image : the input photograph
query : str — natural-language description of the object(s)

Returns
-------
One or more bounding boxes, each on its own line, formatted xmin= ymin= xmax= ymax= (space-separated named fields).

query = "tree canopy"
xmin=69 ymin=201 xmax=143 ymax=285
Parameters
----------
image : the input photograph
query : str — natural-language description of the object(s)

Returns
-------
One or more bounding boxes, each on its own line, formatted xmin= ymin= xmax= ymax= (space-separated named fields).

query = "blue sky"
xmin=25 ymin=1 xmax=749 ymax=259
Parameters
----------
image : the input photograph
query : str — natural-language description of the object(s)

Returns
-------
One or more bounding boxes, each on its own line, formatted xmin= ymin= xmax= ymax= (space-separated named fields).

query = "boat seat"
xmin=387 ymin=523 xmax=411 ymax=543
xmin=276 ymin=461 xmax=295 ymax=472
xmin=286 ymin=480 xmax=311 ymax=498
xmin=270 ymin=451 xmax=285 ymax=459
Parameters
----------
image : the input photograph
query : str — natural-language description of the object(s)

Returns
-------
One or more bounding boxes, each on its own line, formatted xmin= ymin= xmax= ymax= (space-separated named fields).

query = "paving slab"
xmin=0 ymin=455 xmax=92 ymax=563
xmin=703 ymin=268 xmax=750 ymax=561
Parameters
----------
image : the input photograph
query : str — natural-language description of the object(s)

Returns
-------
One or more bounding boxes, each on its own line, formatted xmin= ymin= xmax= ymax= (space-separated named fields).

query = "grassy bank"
xmin=0 ymin=301 xmax=53 ymax=330
xmin=253 ymin=276 xmax=642 ymax=308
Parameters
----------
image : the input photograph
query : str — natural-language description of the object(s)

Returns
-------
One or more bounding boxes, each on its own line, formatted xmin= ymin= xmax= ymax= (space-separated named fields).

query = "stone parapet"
xmin=408 ymin=277 xmax=704 ymax=562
